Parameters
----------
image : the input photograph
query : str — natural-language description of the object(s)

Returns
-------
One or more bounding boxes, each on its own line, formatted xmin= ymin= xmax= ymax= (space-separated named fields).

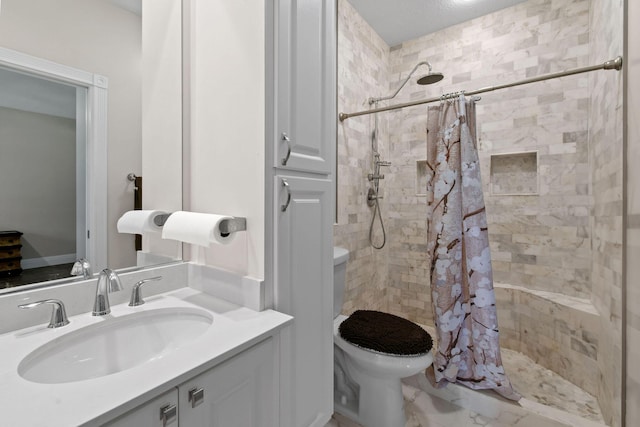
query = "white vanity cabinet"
xmin=274 ymin=175 xmax=334 ymax=427
xmin=103 ymin=338 xmax=276 ymax=427
xmin=105 ymin=389 xmax=179 ymax=427
xmin=273 ymin=0 xmax=336 ymax=175
xmin=178 ymin=337 xmax=276 ymax=427
xmin=268 ymin=0 xmax=337 ymax=425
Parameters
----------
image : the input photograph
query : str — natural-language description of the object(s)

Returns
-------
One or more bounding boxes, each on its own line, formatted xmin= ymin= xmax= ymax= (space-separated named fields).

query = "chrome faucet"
xmin=93 ymin=269 xmax=123 ymax=316
xmin=70 ymin=258 xmax=92 ymax=280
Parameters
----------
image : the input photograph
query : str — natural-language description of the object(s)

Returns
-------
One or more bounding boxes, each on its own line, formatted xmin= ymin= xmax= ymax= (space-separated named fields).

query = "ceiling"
xmin=108 ymin=1 xmax=528 ymax=47
xmin=347 ymin=0 xmax=528 ymax=47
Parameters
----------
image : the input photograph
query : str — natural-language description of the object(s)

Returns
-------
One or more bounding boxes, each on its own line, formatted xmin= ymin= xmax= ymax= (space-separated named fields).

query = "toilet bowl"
xmin=332 ymin=247 xmax=433 ymax=427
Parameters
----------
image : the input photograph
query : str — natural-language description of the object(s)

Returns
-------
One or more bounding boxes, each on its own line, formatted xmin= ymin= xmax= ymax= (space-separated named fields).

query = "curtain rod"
xmin=338 ymin=56 xmax=623 ymax=122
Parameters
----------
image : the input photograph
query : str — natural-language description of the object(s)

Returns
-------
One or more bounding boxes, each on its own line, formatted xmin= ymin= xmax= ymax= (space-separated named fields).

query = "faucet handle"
xmin=18 ymin=299 xmax=70 ymax=328
xmin=70 ymin=258 xmax=92 ymax=279
xmin=129 ymin=276 xmax=163 ymax=307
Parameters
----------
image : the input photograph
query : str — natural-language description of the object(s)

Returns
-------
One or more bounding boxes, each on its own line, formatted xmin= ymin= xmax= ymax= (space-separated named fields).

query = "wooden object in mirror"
xmin=0 ymin=231 xmax=23 ymax=278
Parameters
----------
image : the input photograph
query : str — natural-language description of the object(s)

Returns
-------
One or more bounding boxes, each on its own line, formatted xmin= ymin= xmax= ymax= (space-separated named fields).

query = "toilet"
xmin=333 ymin=247 xmax=434 ymax=427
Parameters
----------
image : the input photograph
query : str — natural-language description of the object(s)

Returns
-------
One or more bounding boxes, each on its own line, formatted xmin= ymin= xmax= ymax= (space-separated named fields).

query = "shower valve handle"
xmin=366 ymin=188 xmax=383 ymax=207
xmin=368 ymin=173 xmax=385 ymax=181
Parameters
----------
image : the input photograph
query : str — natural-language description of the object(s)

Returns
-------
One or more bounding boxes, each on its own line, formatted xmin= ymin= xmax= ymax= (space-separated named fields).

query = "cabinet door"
xmin=274 ymin=175 xmax=333 ymax=427
xmin=275 ymin=0 xmax=336 ymax=174
xmin=103 ymin=388 xmax=178 ymax=427
xmin=179 ymin=338 xmax=276 ymax=427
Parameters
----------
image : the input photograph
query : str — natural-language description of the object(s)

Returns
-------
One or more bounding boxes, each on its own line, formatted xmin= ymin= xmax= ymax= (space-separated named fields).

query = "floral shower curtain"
xmin=425 ymin=95 xmax=519 ymax=400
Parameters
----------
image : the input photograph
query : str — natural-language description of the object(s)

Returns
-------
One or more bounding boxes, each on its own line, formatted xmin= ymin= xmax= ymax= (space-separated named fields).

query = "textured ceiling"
xmin=347 ymin=0 xmax=528 ymax=47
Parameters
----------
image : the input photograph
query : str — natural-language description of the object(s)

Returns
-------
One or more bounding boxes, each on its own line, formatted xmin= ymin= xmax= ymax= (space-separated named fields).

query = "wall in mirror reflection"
xmin=0 ymin=0 xmax=183 ymax=289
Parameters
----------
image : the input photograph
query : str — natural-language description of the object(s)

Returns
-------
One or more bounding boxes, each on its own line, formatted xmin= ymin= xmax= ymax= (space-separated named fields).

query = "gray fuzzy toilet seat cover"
xmin=339 ymin=310 xmax=433 ymax=356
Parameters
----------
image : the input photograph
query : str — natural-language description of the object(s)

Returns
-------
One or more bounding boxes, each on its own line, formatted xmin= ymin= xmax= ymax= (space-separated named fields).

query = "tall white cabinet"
xmin=267 ymin=0 xmax=337 ymax=426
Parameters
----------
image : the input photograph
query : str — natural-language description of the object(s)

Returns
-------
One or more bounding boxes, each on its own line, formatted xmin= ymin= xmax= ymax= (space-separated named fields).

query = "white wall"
xmin=187 ymin=0 xmax=265 ymax=278
xmin=141 ymin=0 xmax=183 ymax=260
xmin=0 ymin=0 xmax=141 ymax=269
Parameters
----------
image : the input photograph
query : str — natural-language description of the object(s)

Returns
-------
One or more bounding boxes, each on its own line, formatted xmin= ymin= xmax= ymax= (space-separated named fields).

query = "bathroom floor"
xmin=327 ymin=345 xmax=606 ymax=427
xmin=0 ymin=263 xmax=73 ymax=289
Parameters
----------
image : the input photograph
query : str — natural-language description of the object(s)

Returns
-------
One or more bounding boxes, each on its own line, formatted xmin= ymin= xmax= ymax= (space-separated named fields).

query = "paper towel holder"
xmin=153 ymin=213 xmax=247 ymax=237
xmin=218 ymin=217 xmax=247 ymax=237
xmin=153 ymin=213 xmax=172 ymax=227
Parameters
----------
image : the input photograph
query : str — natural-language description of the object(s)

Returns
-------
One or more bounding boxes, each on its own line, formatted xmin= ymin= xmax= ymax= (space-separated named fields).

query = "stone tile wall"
xmin=334 ymin=0 xmax=389 ymax=315
xmin=385 ymin=0 xmax=592 ymax=309
xmin=626 ymin=0 xmax=640 ymax=425
xmin=588 ymin=0 xmax=624 ymax=425
xmin=337 ymin=1 xmax=624 ymax=422
xmin=495 ymin=284 xmax=600 ymax=397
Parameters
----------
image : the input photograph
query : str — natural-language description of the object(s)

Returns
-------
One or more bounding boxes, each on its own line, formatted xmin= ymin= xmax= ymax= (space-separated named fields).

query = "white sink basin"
xmin=18 ymin=307 xmax=213 ymax=384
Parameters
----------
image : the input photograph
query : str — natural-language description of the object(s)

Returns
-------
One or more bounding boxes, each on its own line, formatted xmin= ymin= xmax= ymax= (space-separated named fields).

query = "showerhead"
xmin=369 ymin=60 xmax=443 ymax=104
xmin=417 ymin=72 xmax=444 ymax=85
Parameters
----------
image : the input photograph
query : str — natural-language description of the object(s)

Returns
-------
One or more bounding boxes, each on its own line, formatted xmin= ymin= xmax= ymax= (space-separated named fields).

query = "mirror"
xmin=0 ymin=0 xmax=183 ymax=292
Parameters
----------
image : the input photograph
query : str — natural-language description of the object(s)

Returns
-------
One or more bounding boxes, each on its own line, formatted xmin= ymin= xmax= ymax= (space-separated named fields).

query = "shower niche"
xmin=416 ymin=160 xmax=428 ymax=196
xmin=489 ymin=151 xmax=538 ymax=196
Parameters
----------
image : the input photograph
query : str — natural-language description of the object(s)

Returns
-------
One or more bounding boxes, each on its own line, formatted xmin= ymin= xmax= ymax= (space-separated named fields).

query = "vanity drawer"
xmin=0 ymin=245 xmax=22 ymax=260
xmin=0 ymin=257 xmax=22 ymax=277
xmin=0 ymin=231 xmax=23 ymax=247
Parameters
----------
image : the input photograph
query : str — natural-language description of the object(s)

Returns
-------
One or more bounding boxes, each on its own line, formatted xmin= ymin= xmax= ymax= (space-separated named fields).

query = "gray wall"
xmin=0 ymin=107 xmax=76 ymax=259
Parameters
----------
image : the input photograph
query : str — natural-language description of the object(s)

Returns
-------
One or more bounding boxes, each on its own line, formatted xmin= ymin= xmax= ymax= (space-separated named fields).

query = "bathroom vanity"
xmin=0 ymin=264 xmax=292 ymax=427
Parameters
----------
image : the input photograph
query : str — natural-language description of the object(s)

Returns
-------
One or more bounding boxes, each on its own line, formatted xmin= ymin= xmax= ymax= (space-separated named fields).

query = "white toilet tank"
xmin=333 ymin=247 xmax=349 ymax=319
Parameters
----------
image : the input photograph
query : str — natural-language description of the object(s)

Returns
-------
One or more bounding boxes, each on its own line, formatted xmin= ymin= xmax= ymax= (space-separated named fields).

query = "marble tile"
xmin=588 ymin=0 xmax=624 ymax=424
xmin=327 ymin=322 xmax=604 ymax=427
xmin=336 ymin=0 xmax=624 ymax=424
xmin=501 ymin=348 xmax=604 ymax=423
xmin=326 ymin=376 xmax=603 ymax=427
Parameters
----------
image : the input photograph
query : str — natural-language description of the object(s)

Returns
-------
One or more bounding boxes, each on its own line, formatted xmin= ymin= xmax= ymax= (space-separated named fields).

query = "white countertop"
xmin=0 ymin=287 xmax=292 ymax=427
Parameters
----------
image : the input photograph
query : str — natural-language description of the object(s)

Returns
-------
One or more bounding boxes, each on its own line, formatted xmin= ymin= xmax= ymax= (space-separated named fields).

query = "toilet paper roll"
xmin=117 ymin=210 xmax=166 ymax=234
xmin=161 ymin=211 xmax=236 ymax=246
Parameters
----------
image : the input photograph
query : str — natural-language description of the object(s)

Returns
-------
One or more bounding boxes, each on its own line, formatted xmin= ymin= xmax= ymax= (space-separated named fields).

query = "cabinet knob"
xmin=188 ymin=387 xmax=205 ymax=408
xmin=281 ymin=132 xmax=292 ymax=166
xmin=159 ymin=403 xmax=177 ymax=426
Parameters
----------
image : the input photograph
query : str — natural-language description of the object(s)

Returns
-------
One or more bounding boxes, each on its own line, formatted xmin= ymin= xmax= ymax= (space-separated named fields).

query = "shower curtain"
xmin=425 ymin=95 xmax=519 ymax=401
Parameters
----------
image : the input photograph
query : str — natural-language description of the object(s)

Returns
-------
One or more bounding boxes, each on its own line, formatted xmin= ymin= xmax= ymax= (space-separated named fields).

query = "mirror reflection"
xmin=0 ymin=69 xmax=87 ymax=287
xmin=0 ymin=0 xmax=181 ymax=291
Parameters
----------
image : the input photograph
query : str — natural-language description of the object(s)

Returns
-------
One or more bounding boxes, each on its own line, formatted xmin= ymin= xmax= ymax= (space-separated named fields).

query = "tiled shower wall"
xmin=588 ymin=0 xmax=624 ymax=424
xmin=334 ymin=0 xmax=389 ymax=315
xmin=626 ymin=0 xmax=640 ymax=423
xmin=385 ymin=0 xmax=592 ymax=309
xmin=336 ymin=0 xmax=595 ymax=310
xmin=337 ymin=0 xmax=624 ymax=423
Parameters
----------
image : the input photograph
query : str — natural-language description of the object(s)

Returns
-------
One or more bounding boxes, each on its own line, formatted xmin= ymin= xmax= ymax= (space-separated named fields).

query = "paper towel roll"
xmin=161 ymin=211 xmax=236 ymax=246
xmin=117 ymin=210 xmax=166 ymax=234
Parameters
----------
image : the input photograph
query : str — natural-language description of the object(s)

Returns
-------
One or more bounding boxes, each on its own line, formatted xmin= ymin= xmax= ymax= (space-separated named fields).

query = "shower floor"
xmin=501 ymin=347 xmax=604 ymax=423
xmin=327 ymin=327 xmax=605 ymax=427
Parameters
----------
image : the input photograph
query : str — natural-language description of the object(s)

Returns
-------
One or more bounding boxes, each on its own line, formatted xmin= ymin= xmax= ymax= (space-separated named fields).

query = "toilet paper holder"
xmin=152 ymin=213 xmax=247 ymax=236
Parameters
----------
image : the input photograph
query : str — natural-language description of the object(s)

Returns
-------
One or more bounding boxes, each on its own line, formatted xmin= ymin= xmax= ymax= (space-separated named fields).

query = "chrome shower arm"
xmin=370 ymin=61 xmax=433 ymax=104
